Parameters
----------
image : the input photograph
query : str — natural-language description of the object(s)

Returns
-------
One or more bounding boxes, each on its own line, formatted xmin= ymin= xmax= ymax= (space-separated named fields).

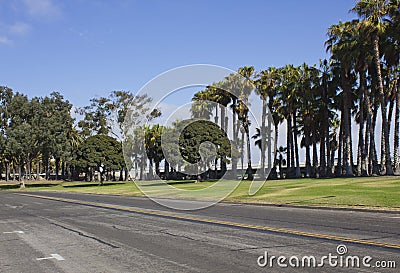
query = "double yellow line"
xmin=17 ymin=193 xmax=400 ymax=250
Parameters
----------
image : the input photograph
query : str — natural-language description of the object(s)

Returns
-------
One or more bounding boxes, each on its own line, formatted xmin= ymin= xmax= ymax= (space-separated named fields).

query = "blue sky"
xmin=0 ymin=0 xmax=357 ymax=107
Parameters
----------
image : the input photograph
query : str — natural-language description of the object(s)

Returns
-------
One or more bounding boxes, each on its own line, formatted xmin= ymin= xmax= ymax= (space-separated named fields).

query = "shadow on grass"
xmin=142 ymin=180 xmax=218 ymax=187
xmin=62 ymin=182 xmax=127 ymax=188
xmin=0 ymin=184 xmax=21 ymax=190
xmin=0 ymin=183 xmax=58 ymax=190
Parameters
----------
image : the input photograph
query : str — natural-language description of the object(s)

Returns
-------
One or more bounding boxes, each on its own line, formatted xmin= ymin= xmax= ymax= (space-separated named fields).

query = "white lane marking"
xmin=3 ymin=231 xmax=24 ymax=234
xmin=36 ymin=254 xmax=65 ymax=261
xmin=390 ymin=216 xmax=400 ymax=219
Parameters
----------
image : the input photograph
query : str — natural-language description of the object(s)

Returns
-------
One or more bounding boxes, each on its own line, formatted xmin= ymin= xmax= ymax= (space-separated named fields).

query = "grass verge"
xmin=1 ymin=176 xmax=399 ymax=209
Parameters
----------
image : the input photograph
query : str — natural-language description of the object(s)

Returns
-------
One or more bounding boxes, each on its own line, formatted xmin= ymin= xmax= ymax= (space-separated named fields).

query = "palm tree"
xmin=319 ymin=59 xmax=339 ymax=177
xmin=297 ymin=63 xmax=321 ymax=177
xmin=326 ymin=21 xmax=356 ymax=177
xmin=383 ymin=6 xmax=400 ymax=172
xmin=191 ymin=90 xmax=213 ymax=119
xmin=255 ymin=67 xmax=278 ymax=179
xmin=238 ymin=66 xmax=255 ymax=180
xmin=352 ymin=0 xmax=396 ymax=175
xmin=277 ymin=65 xmax=302 ymax=178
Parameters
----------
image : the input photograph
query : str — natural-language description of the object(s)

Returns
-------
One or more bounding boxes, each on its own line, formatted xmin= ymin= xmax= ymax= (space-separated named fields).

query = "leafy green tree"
xmin=39 ymin=92 xmax=74 ymax=180
xmin=75 ymin=135 xmax=124 ymax=185
xmin=178 ymin=120 xmax=232 ymax=180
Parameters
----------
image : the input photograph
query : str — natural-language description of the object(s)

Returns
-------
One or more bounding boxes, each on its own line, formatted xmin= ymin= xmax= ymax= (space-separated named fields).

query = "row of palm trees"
xmin=189 ymin=0 xmax=400 ymax=179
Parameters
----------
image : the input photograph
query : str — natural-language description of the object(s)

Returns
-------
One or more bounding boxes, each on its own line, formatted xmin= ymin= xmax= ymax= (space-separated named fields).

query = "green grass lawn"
xmin=1 ymin=176 xmax=400 ymax=209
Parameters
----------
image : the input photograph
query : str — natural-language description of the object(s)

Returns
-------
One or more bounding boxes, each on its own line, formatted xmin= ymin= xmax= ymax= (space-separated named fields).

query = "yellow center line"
xmin=16 ymin=193 xmax=400 ymax=250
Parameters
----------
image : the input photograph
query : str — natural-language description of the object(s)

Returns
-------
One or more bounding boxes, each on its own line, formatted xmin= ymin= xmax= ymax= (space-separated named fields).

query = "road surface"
xmin=0 ymin=191 xmax=399 ymax=272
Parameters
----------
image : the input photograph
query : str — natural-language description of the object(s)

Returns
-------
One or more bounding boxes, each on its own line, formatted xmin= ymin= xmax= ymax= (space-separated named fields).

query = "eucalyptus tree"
xmin=39 ymin=92 xmax=74 ymax=180
xmin=0 ymin=86 xmax=13 ymax=181
xmin=78 ymin=96 xmax=113 ymax=136
xmin=5 ymin=93 xmax=31 ymax=185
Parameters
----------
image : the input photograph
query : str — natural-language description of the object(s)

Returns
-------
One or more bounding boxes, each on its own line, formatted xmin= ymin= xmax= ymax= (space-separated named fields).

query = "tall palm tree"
xmin=352 ymin=0 xmax=396 ymax=175
xmin=297 ymin=63 xmax=321 ymax=177
xmin=326 ymin=21 xmax=356 ymax=177
xmin=255 ymin=67 xmax=278 ymax=179
xmin=238 ymin=66 xmax=255 ymax=180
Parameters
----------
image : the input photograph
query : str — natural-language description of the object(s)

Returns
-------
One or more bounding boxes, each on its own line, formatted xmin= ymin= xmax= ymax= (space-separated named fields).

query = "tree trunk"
xmin=394 ymin=79 xmax=400 ymax=173
xmin=260 ymin=98 xmax=267 ymax=180
xmin=312 ymin=140 xmax=318 ymax=178
xmin=5 ymin=161 xmax=9 ymax=182
xmin=319 ymin=130 xmax=326 ymax=178
xmin=286 ymin=117 xmax=291 ymax=177
xmin=357 ymin=78 xmax=366 ymax=176
xmin=370 ymin=103 xmax=379 ymax=175
xmin=271 ymin=124 xmax=279 ymax=179
xmin=341 ymin=68 xmax=353 ymax=177
xmin=231 ymin=109 xmax=238 ymax=179
xmin=55 ymin=158 xmax=60 ymax=180
xmin=124 ymin=169 xmax=129 ymax=181
xmin=305 ymin=136 xmax=311 ymax=178
xmin=164 ymin=160 xmax=170 ymax=180
xmin=373 ymin=33 xmax=393 ymax=175
xmin=266 ymin=107 xmax=272 ymax=178
xmin=245 ymin=121 xmax=253 ymax=180
xmin=337 ymin=114 xmax=343 ymax=177
xmin=293 ymin=110 xmax=301 ymax=178
xmin=361 ymin=69 xmax=371 ymax=176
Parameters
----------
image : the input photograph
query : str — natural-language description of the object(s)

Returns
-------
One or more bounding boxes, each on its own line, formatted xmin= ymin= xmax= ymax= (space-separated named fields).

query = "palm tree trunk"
xmin=286 ymin=116 xmax=293 ymax=178
xmin=370 ymin=104 xmax=379 ymax=175
xmin=357 ymin=82 xmax=366 ymax=176
xmin=394 ymin=80 xmax=400 ymax=173
xmin=373 ymin=33 xmax=393 ymax=175
xmin=260 ymin=98 xmax=267 ymax=179
xmin=273 ymin=124 xmax=279 ymax=176
xmin=245 ymin=121 xmax=253 ymax=180
xmin=319 ymin=131 xmax=326 ymax=178
xmin=220 ymin=106 xmax=227 ymax=174
xmin=267 ymin=108 xmax=272 ymax=178
xmin=231 ymin=100 xmax=238 ymax=179
xmin=305 ymin=130 xmax=311 ymax=178
xmin=341 ymin=68 xmax=353 ymax=176
xmin=241 ymin=130 xmax=244 ymax=172
xmin=293 ymin=110 xmax=301 ymax=178
xmin=337 ymin=115 xmax=343 ymax=177
xmin=312 ymin=140 xmax=318 ymax=177
xmin=326 ymin=120 xmax=332 ymax=177
xmin=362 ymin=70 xmax=371 ymax=176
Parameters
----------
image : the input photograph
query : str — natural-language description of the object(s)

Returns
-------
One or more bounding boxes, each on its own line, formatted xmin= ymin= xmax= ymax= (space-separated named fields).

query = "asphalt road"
xmin=0 ymin=191 xmax=399 ymax=272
